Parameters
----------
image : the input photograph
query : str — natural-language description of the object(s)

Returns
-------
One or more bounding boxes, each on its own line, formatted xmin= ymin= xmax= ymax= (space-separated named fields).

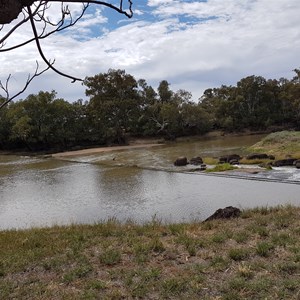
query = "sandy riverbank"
xmin=52 ymin=141 xmax=164 ymax=158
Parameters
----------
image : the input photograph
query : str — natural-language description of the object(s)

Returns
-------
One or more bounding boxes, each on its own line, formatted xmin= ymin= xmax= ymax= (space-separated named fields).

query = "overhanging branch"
xmin=0 ymin=0 xmax=134 ymax=108
xmin=0 ymin=61 xmax=51 ymax=109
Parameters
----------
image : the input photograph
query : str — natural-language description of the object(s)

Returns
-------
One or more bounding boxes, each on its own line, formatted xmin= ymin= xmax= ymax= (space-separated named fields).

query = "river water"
xmin=1 ymin=134 xmax=300 ymax=230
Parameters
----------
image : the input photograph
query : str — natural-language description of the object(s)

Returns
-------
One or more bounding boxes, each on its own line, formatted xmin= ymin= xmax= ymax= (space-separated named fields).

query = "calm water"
xmin=1 ymin=134 xmax=300 ymax=230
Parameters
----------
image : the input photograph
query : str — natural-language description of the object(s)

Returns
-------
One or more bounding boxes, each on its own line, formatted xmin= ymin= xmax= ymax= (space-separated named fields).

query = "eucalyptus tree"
xmin=0 ymin=0 xmax=133 ymax=108
xmin=84 ymin=69 xmax=140 ymax=144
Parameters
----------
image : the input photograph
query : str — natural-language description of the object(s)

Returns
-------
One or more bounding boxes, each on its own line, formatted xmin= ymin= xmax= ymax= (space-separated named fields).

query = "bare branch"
xmin=27 ymin=5 xmax=83 ymax=82
xmin=0 ymin=3 xmax=43 ymax=47
xmin=0 ymin=61 xmax=51 ymax=109
xmin=0 ymin=0 xmax=134 ymax=108
xmin=0 ymin=3 xmax=89 ymax=52
xmin=48 ymin=0 xmax=133 ymax=18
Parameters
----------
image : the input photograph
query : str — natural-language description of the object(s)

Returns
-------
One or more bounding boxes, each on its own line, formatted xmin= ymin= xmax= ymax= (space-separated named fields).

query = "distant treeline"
xmin=0 ymin=68 xmax=299 ymax=151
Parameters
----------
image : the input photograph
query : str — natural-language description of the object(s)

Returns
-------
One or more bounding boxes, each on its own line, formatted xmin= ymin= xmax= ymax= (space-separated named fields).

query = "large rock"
xmin=219 ymin=154 xmax=241 ymax=164
xmin=294 ymin=160 xmax=300 ymax=169
xmin=204 ymin=206 xmax=241 ymax=222
xmin=174 ymin=157 xmax=188 ymax=166
xmin=246 ymin=153 xmax=271 ymax=160
xmin=272 ymin=158 xmax=297 ymax=167
xmin=190 ymin=156 xmax=203 ymax=165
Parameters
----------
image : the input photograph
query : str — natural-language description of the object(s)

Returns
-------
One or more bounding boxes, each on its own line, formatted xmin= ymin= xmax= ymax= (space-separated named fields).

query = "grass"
xmin=247 ymin=130 xmax=300 ymax=157
xmin=206 ymin=162 xmax=238 ymax=172
xmin=0 ymin=205 xmax=300 ymax=299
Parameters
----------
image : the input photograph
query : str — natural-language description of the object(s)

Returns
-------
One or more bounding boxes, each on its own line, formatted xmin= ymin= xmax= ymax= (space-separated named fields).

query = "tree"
xmin=84 ymin=69 xmax=140 ymax=144
xmin=158 ymin=80 xmax=173 ymax=103
xmin=0 ymin=1 xmax=133 ymax=107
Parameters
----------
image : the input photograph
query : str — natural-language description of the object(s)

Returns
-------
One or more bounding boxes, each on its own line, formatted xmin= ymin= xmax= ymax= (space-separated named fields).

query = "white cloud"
xmin=148 ymin=0 xmax=176 ymax=7
xmin=1 ymin=0 xmax=300 ymax=102
xmin=133 ymin=9 xmax=144 ymax=16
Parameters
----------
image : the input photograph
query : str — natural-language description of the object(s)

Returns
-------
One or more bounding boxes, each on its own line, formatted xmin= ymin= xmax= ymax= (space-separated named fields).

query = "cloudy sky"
xmin=1 ymin=0 xmax=300 ymax=102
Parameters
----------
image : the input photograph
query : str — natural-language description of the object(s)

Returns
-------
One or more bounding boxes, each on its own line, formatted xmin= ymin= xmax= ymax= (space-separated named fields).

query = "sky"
xmin=1 ymin=0 xmax=300 ymax=103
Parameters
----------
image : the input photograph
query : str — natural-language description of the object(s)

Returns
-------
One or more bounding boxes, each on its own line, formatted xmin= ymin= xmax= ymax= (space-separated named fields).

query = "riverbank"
xmin=0 ymin=205 xmax=299 ymax=299
xmin=0 ymin=130 xmax=268 ymax=158
xmin=50 ymin=131 xmax=266 ymax=158
xmin=52 ymin=141 xmax=164 ymax=158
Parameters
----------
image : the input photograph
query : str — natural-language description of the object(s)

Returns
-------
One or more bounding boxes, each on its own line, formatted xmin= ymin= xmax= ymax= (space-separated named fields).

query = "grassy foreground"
xmin=1 ymin=206 xmax=300 ymax=299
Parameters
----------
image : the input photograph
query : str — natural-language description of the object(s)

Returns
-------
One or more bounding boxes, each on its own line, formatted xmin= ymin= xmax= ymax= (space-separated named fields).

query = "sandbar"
xmin=52 ymin=143 xmax=163 ymax=158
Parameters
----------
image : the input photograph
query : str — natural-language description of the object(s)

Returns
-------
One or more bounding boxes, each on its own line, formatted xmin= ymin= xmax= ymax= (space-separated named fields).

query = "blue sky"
xmin=1 ymin=0 xmax=300 ymax=102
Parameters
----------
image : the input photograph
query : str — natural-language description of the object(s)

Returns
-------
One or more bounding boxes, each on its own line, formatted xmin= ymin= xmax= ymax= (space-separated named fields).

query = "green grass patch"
xmin=99 ymin=248 xmax=122 ymax=266
xmin=228 ymin=248 xmax=250 ymax=261
xmin=206 ymin=162 xmax=238 ymax=172
xmin=0 ymin=205 xmax=299 ymax=299
xmin=256 ymin=241 xmax=274 ymax=257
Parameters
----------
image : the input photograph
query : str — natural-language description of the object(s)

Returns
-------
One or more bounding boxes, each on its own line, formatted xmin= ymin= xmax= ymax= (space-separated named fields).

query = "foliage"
xmin=199 ymin=69 xmax=300 ymax=131
xmin=1 ymin=68 xmax=300 ymax=151
xmin=0 ymin=69 xmax=212 ymax=151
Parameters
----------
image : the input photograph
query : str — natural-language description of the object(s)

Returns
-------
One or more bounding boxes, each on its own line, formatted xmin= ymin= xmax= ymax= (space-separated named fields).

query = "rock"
xmin=259 ymin=162 xmax=273 ymax=169
xmin=174 ymin=157 xmax=188 ymax=166
xmin=268 ymin=155 xmax=275 ymax=160
xmin=229 ymin=159 xmax=239 ymax=165
xmin=246 ymin=153 xmax=269 ymax=160
xmin=219 ymin=154 xmax=241 ymax=164
xmin=294 ymin=160 xmax=300 ymax=169
xmin=204 ymin=206 xmax=241 ymax=222
xmin=200 ymin=164 xmax=207 ymax=170
xmin=272 ymin=158 xmax=297 ymax=167
xmin=190 ymin=156 xmax=203 ymax=165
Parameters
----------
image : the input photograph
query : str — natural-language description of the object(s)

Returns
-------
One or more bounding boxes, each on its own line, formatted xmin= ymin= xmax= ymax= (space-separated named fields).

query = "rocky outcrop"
xmin=294 ymin=160 xmax=300 ymax=169
xmin=204 ymin=206 xmax=241 ymax=222
xmin=190 ymin=156 xmax=203 ymax=165
xmin=219 ymin=154 xmax=241 ymax=164
xmin=246 ymin=153 xmax=274 ymax=160
xmin=174 ymin=157 xmax=188 ymax=166
xmin=272 ymin=158 xmax=297 ymax=167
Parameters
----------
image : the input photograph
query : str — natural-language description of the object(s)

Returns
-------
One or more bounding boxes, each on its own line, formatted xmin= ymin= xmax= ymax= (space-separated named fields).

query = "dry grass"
xmin=248 ymin=131 xmax=300 ymax=158
xmin=0 ymin=205 xmax=300 ymax=299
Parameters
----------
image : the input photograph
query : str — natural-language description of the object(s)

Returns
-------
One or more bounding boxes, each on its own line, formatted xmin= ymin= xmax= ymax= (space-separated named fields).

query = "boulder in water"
xmin=174 ymin=157 xmax=188 ymax=166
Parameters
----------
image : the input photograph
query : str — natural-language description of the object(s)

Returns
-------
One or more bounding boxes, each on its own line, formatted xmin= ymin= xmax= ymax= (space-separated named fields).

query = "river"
xmin=1 ymin=134 xmax=300 ymax=230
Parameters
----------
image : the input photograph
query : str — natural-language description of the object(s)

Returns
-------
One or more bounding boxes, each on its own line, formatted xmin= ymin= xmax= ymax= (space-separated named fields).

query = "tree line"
xmin=0 ymin=68 xmax=299 ymax=151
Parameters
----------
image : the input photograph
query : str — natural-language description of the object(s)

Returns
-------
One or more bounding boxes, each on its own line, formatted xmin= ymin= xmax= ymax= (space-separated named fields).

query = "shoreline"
xmin=51 ymin=142 xmax=164 ymax=158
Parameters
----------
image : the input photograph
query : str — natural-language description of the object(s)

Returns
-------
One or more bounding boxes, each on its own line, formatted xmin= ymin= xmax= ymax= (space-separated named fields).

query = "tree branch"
xmin=47 ymin=0 xmax=133 ymax=18
xmin=0 ymin=0 xmax=134 ymax=108
xmin=0 ymin=61 xmax=50 ymax=109
xmin=0 ymin=3 xmax=88 ymax=52
xmin=27 ymin=4 xmax=83 ymax=82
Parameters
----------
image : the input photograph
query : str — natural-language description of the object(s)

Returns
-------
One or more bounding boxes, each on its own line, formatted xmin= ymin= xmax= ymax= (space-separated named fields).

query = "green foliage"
xmin=1 ymin=68 xmax=300 ymax=151
xmin=199 ymin=69 xmax=300 ymax=131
